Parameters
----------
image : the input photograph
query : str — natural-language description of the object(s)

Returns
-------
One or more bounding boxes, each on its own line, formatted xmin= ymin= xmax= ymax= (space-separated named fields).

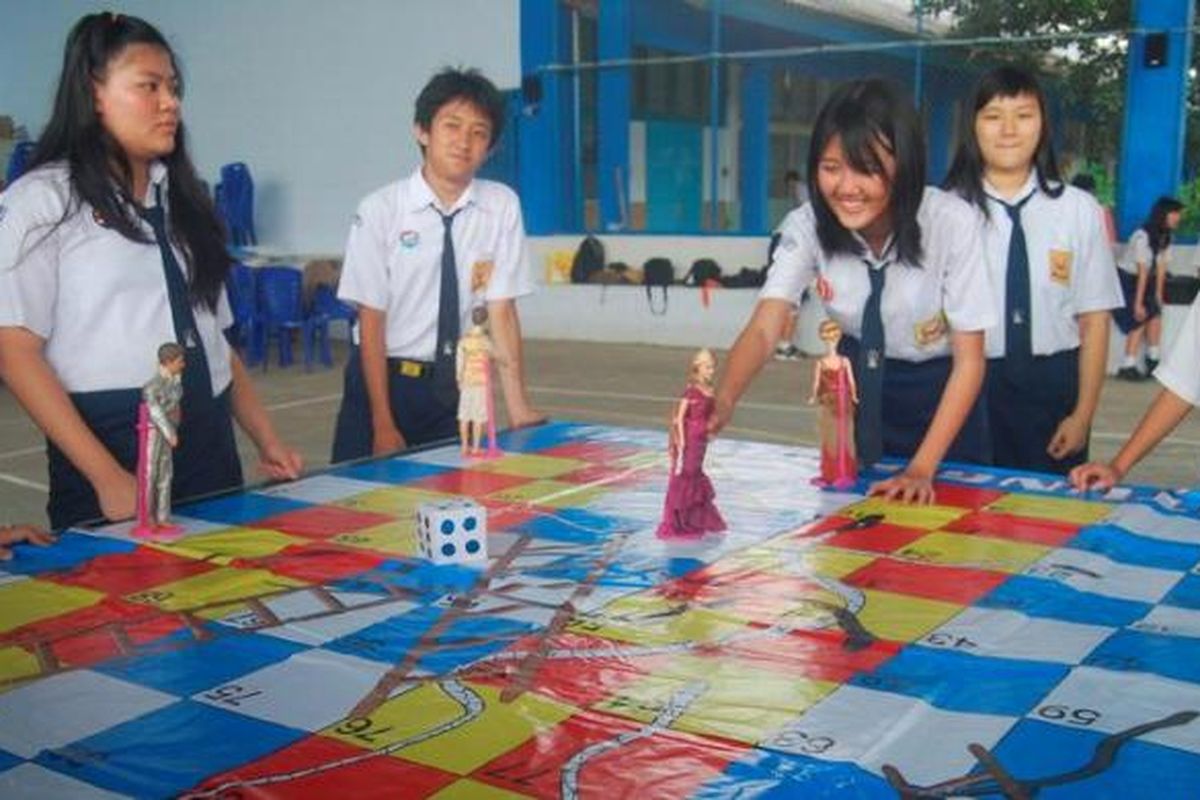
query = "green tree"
xmin=921 ymin=0 xmax=1131 ymax=168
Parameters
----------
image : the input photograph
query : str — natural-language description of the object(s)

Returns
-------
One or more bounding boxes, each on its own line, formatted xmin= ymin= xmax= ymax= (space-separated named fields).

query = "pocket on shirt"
xmin=912 ymin=311 xmax=949 ymax=349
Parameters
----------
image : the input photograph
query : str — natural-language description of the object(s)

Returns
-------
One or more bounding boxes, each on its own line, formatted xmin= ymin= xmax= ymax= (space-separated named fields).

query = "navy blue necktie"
xmin=433 ymin=208 xmax=462 ymax=405
xmin=139 ymin=187 xmax=213 ymax=401
xmin=857 ymin=261 xmax=886 ymax=467
xmin=1002 ymin=194 xmax=1034 ymax=381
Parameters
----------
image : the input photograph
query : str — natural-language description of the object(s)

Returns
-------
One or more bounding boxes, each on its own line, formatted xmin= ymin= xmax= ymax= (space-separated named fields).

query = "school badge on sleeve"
xmin=1049 ymin=249 xmax=1072 ymax=285
xmin=472 ymin=259 xmax=494 ymax=293
xmin=913 ymin=311 xmax=948 ymax=348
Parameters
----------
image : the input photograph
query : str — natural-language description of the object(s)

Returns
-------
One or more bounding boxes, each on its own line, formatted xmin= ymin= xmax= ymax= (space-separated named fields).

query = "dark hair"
xmin=414 ymin=68 xmax=506 ymax=150
xmin=1142 ymin=196 xmax=1184 ymax=255
xmin=807 ymin=78 xmax=925 ymax=265
xmin=943 ymin=65 xmax=1063 ymax=216
xmin=157 ymin=341 xmax=184 ymax=363
xmin=1070 ymin=173 xmax=1096 ymax=193
xmin=27 ymin=12 xmax=230 ymax=311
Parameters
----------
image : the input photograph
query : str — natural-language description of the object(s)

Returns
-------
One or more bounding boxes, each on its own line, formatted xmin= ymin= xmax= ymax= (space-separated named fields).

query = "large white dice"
xmin=416 ymin=499 xmax=488 ymax=564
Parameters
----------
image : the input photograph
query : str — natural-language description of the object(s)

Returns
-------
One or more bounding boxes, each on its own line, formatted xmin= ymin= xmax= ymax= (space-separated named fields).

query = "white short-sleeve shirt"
xmin=761 ymin=186 xmax=996 ymax=362
xmin=337 ymin=168 xmax=533 ymax=360
xmin=1119 ymin=228 xmax=1167 ymax=276
xmin=0 ymin=162 xmax=233 ymax=394
xmin=1154 ymin=293 xmax=1200 ymax=405
xmin=977 ymin=175 xmax=1122 ymax=358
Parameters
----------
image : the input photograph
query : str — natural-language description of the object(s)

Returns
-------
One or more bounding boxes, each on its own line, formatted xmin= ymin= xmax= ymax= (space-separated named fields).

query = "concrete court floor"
xmin=1 ymin=338 xmax=1196 ymax=529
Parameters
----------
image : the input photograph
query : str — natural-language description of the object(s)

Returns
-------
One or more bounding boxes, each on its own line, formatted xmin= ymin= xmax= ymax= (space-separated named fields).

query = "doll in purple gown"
xmin=657 ymin=348 xmax=727 ymax=539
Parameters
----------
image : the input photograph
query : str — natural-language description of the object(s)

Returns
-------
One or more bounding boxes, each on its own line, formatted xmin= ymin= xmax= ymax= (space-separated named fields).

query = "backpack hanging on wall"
xmin=643 ymin=257 xmax=674 ymax=315
xmin=571 ymin=235 xmax=605 ymax=284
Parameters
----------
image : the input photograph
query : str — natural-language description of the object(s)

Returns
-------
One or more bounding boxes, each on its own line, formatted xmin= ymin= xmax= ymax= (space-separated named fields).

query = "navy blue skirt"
xmin=1112 ymin=268 xmax=1161 ymax=334
xmin=839 ymin=337 xmax=991 ymax=466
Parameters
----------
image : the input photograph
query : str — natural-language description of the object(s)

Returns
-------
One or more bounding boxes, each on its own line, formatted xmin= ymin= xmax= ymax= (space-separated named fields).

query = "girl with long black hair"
xmin=713 ymin=78 xmax=995 ymax=504
xmin=0 ymin=12 xmax=301 ymax=529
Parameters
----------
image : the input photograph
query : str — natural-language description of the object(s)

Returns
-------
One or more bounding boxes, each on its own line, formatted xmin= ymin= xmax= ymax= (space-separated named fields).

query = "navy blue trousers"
xmin=987 ymin=348 xmax=1085 ymax=475
xmin=839 ymin=337 xmax=991 ymax=466
xmin=330 ymin=347 xmax=458 ymax=463
xmin=49 ymin=387 xmax=242 ymax=530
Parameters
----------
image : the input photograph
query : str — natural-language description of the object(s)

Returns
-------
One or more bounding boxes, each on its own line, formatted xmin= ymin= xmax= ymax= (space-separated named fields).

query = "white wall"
xmin=0 ymin=0 xmax=519 ymax=254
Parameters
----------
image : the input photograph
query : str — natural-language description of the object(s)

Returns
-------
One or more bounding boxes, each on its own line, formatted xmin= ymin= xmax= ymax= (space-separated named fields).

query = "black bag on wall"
xmin=643 ymin=257 xmax=674 ymax=315
xmin=571 ymin=235 xmax=605 ymax=284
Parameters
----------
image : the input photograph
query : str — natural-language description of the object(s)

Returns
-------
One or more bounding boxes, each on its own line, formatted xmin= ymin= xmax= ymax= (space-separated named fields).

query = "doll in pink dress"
xmin=808 ymin=320 xmax=858 ymax=489
xmin=657 ymin=348 xmax=727 ymax=539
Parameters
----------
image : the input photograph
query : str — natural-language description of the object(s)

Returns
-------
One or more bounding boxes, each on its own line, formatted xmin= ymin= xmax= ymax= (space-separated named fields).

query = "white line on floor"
xmin=0 ymin=445 xmax=44 ymax=461
xmin=0 ymin=472 xmax=48 ymax=492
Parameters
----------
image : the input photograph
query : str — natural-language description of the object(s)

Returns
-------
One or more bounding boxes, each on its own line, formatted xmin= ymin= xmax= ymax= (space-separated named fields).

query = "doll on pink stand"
xmin=133 ymin=342 xmax=185 ymax=540
xmin=657 ymin=348 xmax=727 ymax=539
xmin=808 ymin=319 xmax=858 ymax=489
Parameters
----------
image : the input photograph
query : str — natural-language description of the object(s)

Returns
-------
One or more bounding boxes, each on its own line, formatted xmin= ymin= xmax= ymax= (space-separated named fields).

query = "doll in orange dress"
xmin=808 ymin=320 xmax=858 ymax=488
xmin=657 ymin=348 xmax=726 ymax=539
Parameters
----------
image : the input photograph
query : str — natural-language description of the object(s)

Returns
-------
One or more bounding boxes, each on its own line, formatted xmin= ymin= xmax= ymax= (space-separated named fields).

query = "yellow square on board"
xmin=0 ymin=645 xmax=41 ymax=689
xmin=334 ymin=486 xmax=453 ymax=517
xmin=486 ymin=480 xmax=609 ymax=509
xmin=323 ymin=681 xmax=575 ymax=775
xmin=128 ymin=567 xmax=307 ymax=613
xmin=333 ymin=521 xmax=419 ymax=557
xmin=476 ymin=454 xmax=588 ymax=479
xmin=986 ymin=494 xmax=1112 ymax=525
xmin=0 ymin=579 xmax=103 ymax=634
xmin=150 ymin=527 xmax=305 ymax=563
xmin=595 ymin=655 xmax=836 ymax=745
xmin=756 ymin=542 xmax=878 ymax=580
xmin=430 ymin=780 xmax=534 ymax=800
xmin=569 ymin=593 xmax=748 ymax=646
xmin=841 ymin=498 xmax=969 ymax=531
xmin=896 ymin=531 xmax=1050 ymax=573
xmin=856 ymin=589 xmax=963 ymax=643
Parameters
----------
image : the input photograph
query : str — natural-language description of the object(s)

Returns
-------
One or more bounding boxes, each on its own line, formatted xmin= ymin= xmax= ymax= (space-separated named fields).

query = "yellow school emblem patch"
xmin=913 ymin=312 xmax=948 ymax=348
xmin=472 ymin=260 xmax=494 ymax=293
xmin=1049 ymin=249 xmax=1072 ymax=285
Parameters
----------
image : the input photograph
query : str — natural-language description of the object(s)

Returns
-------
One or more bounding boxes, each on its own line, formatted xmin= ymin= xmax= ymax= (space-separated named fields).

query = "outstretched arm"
xmin=1070 ymin=387 xmax=1193 ymax=491
xmin=230 ymin=351 xmax=303 ymax=480
xmin=1048 ymin=310 xmax=1109 ymax=460
xmin=711 ymin=298 xmax=793 ymax=434
xmin=488 ymin=299 xmax=544 ymax=428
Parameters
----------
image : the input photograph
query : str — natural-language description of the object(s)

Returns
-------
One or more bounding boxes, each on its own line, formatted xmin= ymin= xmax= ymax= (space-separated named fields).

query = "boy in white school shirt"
xmin=331 ymin=68 xmax=543 ymax=462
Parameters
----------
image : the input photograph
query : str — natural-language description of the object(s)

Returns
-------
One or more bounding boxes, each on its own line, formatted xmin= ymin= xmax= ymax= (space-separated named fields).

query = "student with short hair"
xmin=943 ymin=65 xmax=1122 ymax=474
xmin=713 ymin=78 xmax=995 ymax=504
xmin=1071 ymin=292 xmax=1200 ymax=490
xmin=0 ymin=13 xmax=302 ymax=530
xmin=331 ymin=68 xmax=543 ymax=462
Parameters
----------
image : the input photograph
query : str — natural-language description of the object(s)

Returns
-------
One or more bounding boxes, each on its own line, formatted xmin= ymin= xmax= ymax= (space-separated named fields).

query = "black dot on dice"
xmin=464 ymin=516 xmax=477 ymax=532
xmin=465 ymin=539 xmax=481 ymax=554
xmin=441 ymin=519 xmax=455 ymax=535
xmin=441 ymin=543 xmax=456 ymax=557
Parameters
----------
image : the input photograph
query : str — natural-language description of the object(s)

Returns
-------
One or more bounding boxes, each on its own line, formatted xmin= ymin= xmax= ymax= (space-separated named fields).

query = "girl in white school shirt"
xmin=0 ymin=13 xmax=301 ymax=529
xmin=713 ymin=78 xmax=995 ymax=505
xmin=1112 ymin=196 xmax=1184 ymax=380
xmin=943 ymin=66 xmax=1122 ymax=475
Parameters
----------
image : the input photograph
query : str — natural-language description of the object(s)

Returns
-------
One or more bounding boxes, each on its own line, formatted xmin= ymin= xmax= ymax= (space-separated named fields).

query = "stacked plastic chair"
xmin=310 ymin=285 xmax=357 ymax=367
xmin=225 ymin=263 xmax=262 ymax=366
xmin=4 ymin=141 xmax=36 ymax=186
xmin=215 ymin=162 xmax=257 ymax=248
xmin=256 ymin=266 xmax=328 ymax=370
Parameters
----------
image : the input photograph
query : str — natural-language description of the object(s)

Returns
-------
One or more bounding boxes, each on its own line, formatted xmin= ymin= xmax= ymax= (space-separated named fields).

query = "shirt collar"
xmin=140 ymin=161 xmax=169 ymax=207
xmin=850 ymin=230 xmax=895 ymax=267
xmin=983 ymin=170 xmax=1038 ymax=206
xmin=407 ymin=166 xmax=477 ymax=215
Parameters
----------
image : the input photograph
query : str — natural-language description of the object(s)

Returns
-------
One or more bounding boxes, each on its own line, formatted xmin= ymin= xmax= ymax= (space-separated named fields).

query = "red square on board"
xmin=942 ymin=509 xmax=1080 ymax=547
xmin=257 ymin=506 xmax=395 ymax=539
xmin=49 ymin=547 xmax=215 ymax=595
xmin=928 ymin=483 xmax=1006 ymax=509
xmin=823 ymin=522 xmax=928 ymax=555
xmin=844 ymin=557 xmax=1009 ymax=605
xmin=189 ymin=733 xmax=458 ymax=799
xmin=556 ymin=462 xmax=649 ymax=489
xmin=473 ymin=710 xmax=747 ymax=799
xmin=538 ymin=441 xmax=645 ymax=462
xmin=256 ymin=544 xmax=385 ymax=584
xmin=411 ymin=469 xmax=533 ymax=498
xmin=723 ymin=626 xmax=901 ymax=683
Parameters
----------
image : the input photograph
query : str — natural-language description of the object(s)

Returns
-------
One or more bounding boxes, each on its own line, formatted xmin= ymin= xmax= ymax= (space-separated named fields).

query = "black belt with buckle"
xmin=387 ymin=358 xmax=435 ymax=379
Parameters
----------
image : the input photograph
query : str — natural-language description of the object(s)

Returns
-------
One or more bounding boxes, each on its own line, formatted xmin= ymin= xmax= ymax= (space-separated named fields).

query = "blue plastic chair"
xmin=225 ymin=263 xmax=262 ymax=366
xmin=257 ymin=266 xmax=326 ymax=369
xmin=310 ymin=285 xmax=357 ymax=367
xmin=5 ymin=141 xmax=36 ymax=185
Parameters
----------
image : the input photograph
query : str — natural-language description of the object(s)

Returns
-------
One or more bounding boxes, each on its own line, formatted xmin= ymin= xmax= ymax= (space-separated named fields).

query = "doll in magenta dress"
xmin=657 ymin=348 xmax=727 ymax=539
xmin=808 ymin=319 xmax=858 ymax=488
